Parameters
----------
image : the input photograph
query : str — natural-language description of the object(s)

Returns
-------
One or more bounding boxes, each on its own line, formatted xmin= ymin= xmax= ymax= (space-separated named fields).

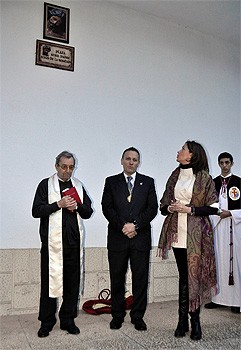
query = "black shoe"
xmin=60 ymin=322 xmax=80 ymax=334
xmin=190 ymin=308 xmax=202 ymax=341
xmin=174 ymin=319 xmax=189 ymax=337
xmin=231 ymin=307 xmax=240 ymax=313
xmin=204 ymin=302 xmax=219 ymax=309
xmin=37 ymin=324 xmax=54 ymax=338
xmin=175 ymin=278 xmax=189 ymax=337
xmin=131 ymin=318 xmax=147 ymax=331
xmin=110 ymin=318 xmax=123 ymax=330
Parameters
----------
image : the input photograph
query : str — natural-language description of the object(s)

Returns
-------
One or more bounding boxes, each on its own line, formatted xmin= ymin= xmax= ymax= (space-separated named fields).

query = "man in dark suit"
xmin=101 ymin=147 xmax=158 ymax=331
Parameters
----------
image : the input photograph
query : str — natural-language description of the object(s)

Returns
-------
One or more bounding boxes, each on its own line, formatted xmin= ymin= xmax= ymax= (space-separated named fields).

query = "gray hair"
xmin=55 ymin=151 xmax=75 ymax=166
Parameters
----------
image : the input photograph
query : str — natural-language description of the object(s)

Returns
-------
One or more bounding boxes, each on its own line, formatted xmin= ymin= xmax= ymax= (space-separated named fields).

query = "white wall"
xmin=1 ymin=1 xmax=240 ymax=249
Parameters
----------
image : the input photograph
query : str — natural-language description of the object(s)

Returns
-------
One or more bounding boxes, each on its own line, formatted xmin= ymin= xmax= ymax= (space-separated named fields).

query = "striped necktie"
xmin=127 ymin=176 xmax=133 ymax=191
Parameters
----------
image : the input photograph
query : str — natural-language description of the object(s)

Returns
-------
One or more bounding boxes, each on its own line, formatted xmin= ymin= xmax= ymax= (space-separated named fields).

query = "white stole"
xmin=48 ymin=174 xmax=84 ymax=298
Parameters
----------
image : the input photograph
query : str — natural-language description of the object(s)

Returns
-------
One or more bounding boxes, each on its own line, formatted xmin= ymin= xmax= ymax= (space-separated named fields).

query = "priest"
xmin=32 ymin=151 xmax=93 ymax=337
xmin=205 ymin=152 xmax=240 ymax=313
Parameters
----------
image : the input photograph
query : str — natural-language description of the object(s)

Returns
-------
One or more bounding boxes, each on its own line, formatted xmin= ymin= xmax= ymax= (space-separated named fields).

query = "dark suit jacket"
xmin=101 ymin=172 xmax=158 ymax=251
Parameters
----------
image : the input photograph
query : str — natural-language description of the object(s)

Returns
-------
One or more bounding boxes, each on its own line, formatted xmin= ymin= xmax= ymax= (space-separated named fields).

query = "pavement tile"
xmin=0 ymin=301 xmax=239 ymax=350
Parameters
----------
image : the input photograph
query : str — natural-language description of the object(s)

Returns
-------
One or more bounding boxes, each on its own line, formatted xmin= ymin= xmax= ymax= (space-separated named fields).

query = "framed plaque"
xmin=36 ymin=40 xmax=75 ymax=72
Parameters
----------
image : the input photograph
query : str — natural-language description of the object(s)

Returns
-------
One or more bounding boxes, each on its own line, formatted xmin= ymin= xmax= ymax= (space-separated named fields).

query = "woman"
xmin=158 ymin=141 xmax=220 ymax=340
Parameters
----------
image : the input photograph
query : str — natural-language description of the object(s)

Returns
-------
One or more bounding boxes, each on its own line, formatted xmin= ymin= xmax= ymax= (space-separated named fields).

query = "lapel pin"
xmin=140 ymin=182 xmax=143 ymax=185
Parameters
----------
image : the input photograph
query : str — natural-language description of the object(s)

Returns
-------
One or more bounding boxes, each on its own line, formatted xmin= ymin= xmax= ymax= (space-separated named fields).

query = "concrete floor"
xmin=0 ymin=300 xmax=240 ymax=350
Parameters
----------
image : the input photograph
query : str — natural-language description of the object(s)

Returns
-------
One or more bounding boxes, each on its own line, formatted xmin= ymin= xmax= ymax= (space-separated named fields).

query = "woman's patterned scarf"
xmin=158 ymin=167 xmax=219 ymax=311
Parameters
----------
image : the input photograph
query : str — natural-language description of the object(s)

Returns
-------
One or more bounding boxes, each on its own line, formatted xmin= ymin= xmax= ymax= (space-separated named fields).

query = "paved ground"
xmin=0 ymin=300 xmax=240 ymax=350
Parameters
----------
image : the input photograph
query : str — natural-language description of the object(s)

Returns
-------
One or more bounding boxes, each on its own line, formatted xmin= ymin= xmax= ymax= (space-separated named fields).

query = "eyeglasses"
xmin=58 ymin=164 xmax=75 ymax=171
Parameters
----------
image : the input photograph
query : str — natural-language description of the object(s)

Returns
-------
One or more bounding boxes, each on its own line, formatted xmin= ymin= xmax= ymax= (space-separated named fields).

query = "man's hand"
xmin=126 ymin=230 xmax=137 ymax=239
xmin=122 ymin=223 xmax=137 ymax=239
xmin=219 ymin=209 xmax=231 ymax=219
xmin=57 ymin=195 xmax=77 ymax=211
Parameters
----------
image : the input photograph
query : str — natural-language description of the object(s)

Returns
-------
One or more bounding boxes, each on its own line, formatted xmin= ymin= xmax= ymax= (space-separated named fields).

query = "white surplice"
xmin=211 ymin=190 xmax=241 ymax=308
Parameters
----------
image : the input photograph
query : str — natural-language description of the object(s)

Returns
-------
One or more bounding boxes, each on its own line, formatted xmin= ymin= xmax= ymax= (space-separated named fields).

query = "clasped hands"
xmin=122 ymin=223 xmax=137 ymax=239
xmin=168 ymin=200 xmax=191 ymax=214
xmin=57 ymin=195 xmax=77 ymax=211
xmin=219 ymin=209 xmax=231 ymax=219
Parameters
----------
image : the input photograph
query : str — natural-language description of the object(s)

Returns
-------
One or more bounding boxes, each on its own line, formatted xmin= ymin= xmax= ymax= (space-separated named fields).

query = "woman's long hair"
xmin=186 ymin=140 xmax=209 ymax=173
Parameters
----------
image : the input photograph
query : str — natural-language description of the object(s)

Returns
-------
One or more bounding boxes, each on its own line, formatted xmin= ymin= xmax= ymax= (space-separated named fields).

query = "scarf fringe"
xmin=189 ymin=298 xmax=201 ymax=312
xmin=156 ymin=247 xmax=169 ymax=260
xmin=189 ymin=284 xmax=218 ymax=312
